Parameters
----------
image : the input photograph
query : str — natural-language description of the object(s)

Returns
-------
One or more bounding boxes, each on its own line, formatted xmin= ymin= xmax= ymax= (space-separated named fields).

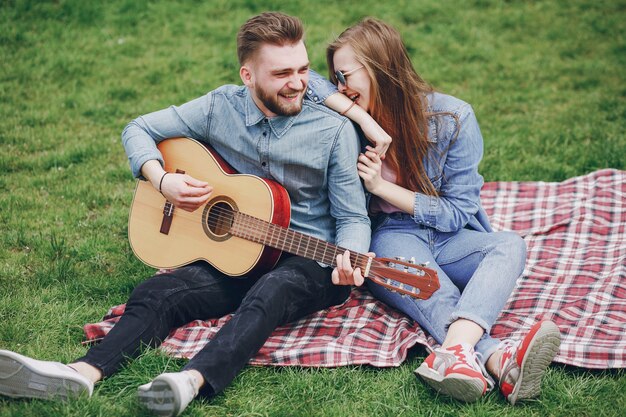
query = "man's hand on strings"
xmin=331 ymin=250 xmax=375 ymax=286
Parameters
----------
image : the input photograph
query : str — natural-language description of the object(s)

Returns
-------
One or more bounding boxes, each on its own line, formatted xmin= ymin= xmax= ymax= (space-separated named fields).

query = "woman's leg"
xmin=435 ymin=229 xmax=527 ymax=362
xmin=367 ymin=218 xmax=461 ymax=345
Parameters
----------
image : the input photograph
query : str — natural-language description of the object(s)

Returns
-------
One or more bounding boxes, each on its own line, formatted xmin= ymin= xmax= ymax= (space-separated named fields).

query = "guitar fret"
xmin=294 ymin=231 xmax=301 ymax=255
xmin=313 ymin=239 xmax=320 ymax=258
xmin=288 ymin=229 xmax=296 ymax=254
xmin=302 ymin=236 xmax=311 ymax=257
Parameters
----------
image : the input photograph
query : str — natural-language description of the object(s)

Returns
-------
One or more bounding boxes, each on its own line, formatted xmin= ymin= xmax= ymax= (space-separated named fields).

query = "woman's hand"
xmin=359 ymin=117 xmax=391 ymax=158
xmin=357 ymin=148 xmax=385 ymax=194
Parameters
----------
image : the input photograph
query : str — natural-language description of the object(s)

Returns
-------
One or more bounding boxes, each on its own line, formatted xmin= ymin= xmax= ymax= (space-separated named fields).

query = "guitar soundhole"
xmin=202 ymin=197 xmax=237 ymax=242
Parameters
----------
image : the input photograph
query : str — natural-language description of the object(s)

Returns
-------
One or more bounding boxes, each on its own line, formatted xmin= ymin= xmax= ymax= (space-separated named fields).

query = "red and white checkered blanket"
xmin=84 ymin=169 xmax=626 ymax=369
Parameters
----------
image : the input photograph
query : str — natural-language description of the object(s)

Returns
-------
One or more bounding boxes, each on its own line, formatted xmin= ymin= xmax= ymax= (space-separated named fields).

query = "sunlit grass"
xmin=1 ymin=0 xmax=624 ymax=416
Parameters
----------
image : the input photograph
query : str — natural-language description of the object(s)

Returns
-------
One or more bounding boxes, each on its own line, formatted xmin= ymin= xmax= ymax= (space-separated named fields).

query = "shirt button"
xmin=313 ymin=97 xmax=318 ymax=101
xmin=307 ymin=89 xmax=312 ymax=94
xmin=261 ymin=162 xmax=267 ymax=167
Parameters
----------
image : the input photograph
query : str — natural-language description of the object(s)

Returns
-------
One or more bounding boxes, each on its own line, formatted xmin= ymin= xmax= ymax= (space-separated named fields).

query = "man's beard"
xmin=256 ymin=85 xmax=304 ymax=116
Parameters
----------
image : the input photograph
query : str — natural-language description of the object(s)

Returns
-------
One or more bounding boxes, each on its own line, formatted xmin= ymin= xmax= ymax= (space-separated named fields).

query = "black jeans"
xmin=77 ymin=255 xmax=350 ymax=395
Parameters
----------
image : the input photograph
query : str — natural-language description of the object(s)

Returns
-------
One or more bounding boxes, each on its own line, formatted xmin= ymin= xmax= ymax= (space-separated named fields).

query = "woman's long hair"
xmin=327 ymin=18 xmax=442 ymax=196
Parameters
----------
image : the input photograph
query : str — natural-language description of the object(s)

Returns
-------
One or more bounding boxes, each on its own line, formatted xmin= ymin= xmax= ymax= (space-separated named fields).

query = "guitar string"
xmin=164 ymin=202 xmax=368 ymax=269
xmin=232 ymin=209 xmax=365 ymax=270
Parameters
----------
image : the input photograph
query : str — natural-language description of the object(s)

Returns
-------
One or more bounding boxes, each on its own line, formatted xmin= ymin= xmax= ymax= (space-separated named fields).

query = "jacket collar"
xmin=244 ymin=89 xmax=299 ymax=139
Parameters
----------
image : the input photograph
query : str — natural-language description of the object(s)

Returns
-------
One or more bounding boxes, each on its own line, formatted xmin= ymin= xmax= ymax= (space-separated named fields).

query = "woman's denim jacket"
xmin=307 ymin=70 xmax=493 ymax=233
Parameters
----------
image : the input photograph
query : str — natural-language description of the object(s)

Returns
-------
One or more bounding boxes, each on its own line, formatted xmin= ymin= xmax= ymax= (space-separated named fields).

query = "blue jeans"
xmin=368 ymin=213 xmax=526 ymax=362
xmin=77 ymin=256 xmax=349 ymax=396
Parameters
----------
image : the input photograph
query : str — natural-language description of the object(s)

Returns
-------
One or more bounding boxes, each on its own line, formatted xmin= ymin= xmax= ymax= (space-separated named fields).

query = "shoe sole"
xmin=138 ymin=378 xmax=181 ymax=417
xmin=415 ymin=363 xmax=485 ymax=403
xmin=507 ymin=321 xmax=561 ymax=405
xmin=0 ymin=350 xmax=89 ymax=401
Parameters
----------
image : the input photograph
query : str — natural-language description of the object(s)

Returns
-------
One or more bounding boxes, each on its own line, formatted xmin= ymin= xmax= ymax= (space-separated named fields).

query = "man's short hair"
xmin=237 ymin=12 xmax=304 ymax=65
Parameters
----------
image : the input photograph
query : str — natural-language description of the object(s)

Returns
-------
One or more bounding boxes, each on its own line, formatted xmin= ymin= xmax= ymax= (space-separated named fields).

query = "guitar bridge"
xmin=159 ymin=169 xmax=185 ymax=235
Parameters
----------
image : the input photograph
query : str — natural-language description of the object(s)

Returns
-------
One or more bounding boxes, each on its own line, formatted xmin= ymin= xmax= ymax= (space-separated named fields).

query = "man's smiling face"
xmin=241 ymin=40 xmax=310 ymax=117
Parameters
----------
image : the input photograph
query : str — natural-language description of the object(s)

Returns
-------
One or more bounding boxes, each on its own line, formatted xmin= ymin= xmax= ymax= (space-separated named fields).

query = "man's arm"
xmin=121 ymin=95 xmax=214 ymax=211
xmin=326 ymin=119 xmax=372 ymax=285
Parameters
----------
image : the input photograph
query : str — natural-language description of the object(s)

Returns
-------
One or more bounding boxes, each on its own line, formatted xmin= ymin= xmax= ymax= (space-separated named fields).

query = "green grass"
xmin=1 ymin=0 xmax=625 ymax=416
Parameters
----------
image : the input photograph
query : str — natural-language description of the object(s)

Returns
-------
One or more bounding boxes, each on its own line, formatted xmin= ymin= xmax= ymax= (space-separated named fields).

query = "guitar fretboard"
xmin=230 ymin=211 xmax=370 ymax=270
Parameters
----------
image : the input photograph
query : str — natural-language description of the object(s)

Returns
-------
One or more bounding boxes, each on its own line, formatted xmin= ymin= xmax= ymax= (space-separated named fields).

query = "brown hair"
xmin=327 ymin=18 xmax=452 ymax=196
xmin=237 ymin=12 xmax=304 ymax=65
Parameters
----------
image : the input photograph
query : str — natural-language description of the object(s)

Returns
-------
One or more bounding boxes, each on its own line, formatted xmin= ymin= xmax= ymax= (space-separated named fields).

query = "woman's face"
xmin=333 ymin=45 xmax=371 ymax=112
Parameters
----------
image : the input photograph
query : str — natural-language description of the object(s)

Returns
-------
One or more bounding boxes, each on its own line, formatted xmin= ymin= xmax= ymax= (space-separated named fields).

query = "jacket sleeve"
xmin=121 ymin=94 xmax=212 ymax=179
xmin=412 ymin=105 xmax=485 ymax=232
xmin=328 ymin=120 xmax=371 ymax=254
xmin=306 ymin=69 xmax=339 ymax=104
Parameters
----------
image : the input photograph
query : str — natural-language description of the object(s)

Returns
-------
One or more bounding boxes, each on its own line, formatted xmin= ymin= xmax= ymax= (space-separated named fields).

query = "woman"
xmin=307 ymin=18 xmax=561 ymax=404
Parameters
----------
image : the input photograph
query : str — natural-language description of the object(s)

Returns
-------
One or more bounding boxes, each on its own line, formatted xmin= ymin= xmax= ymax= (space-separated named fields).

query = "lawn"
xmin=1 ymin=0 xmax=625 ymax=416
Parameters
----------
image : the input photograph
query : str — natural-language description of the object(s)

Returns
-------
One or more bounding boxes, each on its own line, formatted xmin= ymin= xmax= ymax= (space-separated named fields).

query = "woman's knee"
xmin=495 ymin=231 xmax=527 ymax=273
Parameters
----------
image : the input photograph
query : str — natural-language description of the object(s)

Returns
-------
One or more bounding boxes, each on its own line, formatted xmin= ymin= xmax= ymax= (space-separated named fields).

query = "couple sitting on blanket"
xmin=0 ymin=12 xmax=561 ymax=415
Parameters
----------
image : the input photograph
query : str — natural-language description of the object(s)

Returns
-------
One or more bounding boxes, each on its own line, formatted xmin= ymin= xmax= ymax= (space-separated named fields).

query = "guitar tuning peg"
xmin=394 ymin=256 xmax=405 ymax=261
xmin=409 ymin=257 xmax=416 ymax=264
xmin=419 ymin=261 xmax=430 ymax=267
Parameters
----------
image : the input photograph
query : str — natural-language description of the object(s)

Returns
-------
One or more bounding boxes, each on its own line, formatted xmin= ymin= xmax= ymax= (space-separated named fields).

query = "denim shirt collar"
xmin=244 ymin=89 xmax=297 ymax=138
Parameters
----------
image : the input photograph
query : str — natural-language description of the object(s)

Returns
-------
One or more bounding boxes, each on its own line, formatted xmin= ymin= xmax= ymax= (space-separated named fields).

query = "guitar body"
xmin=128 ymin=137 xmax=290 ymax=276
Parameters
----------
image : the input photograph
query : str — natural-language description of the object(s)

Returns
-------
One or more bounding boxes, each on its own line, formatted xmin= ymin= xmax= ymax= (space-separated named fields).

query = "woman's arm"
xmin=324 ymin=93 xmax=392 ymax=157
xmin=410 ymin=106 xmax=484 ymax=232
xmin=308 ymin=69 xmax=391 ymax=157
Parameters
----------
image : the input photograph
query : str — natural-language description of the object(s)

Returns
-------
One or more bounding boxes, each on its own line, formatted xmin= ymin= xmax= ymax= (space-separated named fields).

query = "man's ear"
xmin=240 ymin=65 xmax=253 ymax=87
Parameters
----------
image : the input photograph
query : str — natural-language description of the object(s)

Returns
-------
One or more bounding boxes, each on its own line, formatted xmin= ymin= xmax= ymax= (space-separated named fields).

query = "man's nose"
xmin=287 ymin=74 xmax=306 ymax=90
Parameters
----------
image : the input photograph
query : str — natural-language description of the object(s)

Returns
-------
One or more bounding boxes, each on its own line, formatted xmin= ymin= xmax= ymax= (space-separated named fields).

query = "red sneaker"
xmin=415 ymin=343 xmax=493 ymax=402
xmin=497 ymin=320 xmax=561 ymax=405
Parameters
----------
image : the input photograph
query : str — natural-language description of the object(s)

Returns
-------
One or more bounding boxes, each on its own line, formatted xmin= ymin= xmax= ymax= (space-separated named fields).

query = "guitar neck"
xmin=230 ymin=211 xmax=370 ymax=271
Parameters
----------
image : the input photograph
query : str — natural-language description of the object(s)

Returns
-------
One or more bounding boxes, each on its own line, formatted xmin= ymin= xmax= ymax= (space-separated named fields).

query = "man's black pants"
xmin=77 ymin=255 xmax=350 ymax=395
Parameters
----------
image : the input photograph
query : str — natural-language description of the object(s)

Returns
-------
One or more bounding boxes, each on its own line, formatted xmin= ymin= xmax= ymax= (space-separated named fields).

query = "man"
xmin=0 ymin=12 xmax=370 ymax=416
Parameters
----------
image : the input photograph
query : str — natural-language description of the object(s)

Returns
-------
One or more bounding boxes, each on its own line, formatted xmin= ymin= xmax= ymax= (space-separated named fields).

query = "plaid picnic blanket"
xmin=84 ymin=169 xmax=626 ymax=369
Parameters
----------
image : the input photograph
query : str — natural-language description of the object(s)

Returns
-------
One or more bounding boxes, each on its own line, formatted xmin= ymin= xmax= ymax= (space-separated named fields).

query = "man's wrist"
xmin=140 ymin=160 xmax=167 ymax=189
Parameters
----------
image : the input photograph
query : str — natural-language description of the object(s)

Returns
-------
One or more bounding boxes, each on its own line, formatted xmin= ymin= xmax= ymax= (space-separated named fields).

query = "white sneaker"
xmin=137 ymin=371 xmax=199 ymax=417
xmin=0 ymin=349 xmax=94 ymax=400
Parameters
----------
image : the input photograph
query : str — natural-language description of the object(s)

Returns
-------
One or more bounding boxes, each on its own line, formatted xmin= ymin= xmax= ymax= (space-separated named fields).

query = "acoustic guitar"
xmin=128 ymin=137 xmax=439 ymax=299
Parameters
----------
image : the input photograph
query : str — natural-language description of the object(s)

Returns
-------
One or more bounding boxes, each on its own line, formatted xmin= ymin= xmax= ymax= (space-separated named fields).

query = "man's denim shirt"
xmin=122 ymin=85 xmax=371 ymax=255
xmin=307 ymin=70 xmax=493 ymax=233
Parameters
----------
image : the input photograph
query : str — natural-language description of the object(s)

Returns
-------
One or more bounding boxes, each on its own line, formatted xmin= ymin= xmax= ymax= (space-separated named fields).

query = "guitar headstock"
xmin=366 ymin=257 xmax=439 ymax=300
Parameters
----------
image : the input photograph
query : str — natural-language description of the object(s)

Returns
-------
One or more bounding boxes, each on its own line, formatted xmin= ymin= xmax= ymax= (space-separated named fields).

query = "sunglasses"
xmin=335 ymin=66 xmax=364 ymax=86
